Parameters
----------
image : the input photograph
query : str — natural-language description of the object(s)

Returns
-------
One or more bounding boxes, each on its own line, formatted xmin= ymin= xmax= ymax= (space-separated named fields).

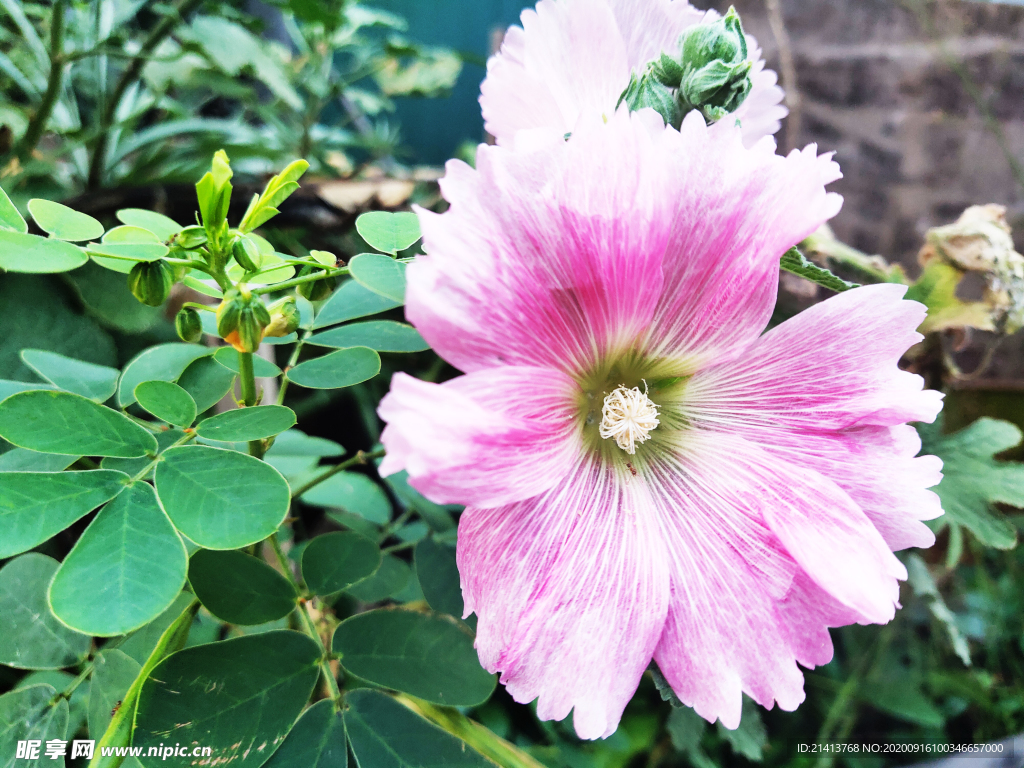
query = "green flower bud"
xmin=652 ymin=52 xmax=685 ymax=89
xmin=618 ymin=69 xmax=680 ymax=127
xmin=216 ymin=288 xmax=244 ymax=338
xmin=216 ymin=289 xmax=271 ymax=352
xmin=172 ymin=225 xmax=208 ymax=250
xmin=677 ymin=7 xmax=753 ymax=123
xmin=264 ymin=296 xmax=301 ymax=338
xmin=175 ymin=307 xmax=204 ymax=343
xmin=296 ymin=267 xmax=336 ymax=302
xmin=232 ymin=236 xmax=261 ymax=273
xmin=128 ymin=260 xmax=175 ymax=307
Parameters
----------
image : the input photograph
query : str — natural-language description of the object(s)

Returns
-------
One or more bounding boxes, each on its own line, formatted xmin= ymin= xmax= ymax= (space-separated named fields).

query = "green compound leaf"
xmin=0 ymin=230 xmax=88 ymax=273
xmin=176 ymin=355 xmax=237 ymax=414
xmin=133 ymin=631 xmax=321 ymax=768
xmin=20 ymin=349 xmax=120 ymax=402
xmin=213 ymin=347 xmax=283 ymax=378
xmin=197 ymin=405 xmax=296 ymax=443
xmin=301 ymin=532 xmax=381 ymax=596
xmin=919 ymin=417 xmax=1022 ymax=551
xmin=0 ymin=449 xmax=78 ymax=473
xmin=415 ymin=538 xmax=466 ymax=620
xmin=333 ymin=609 xmax=496 ymax=706
xmin=347 ymin=555 xmax=411 ymax=602
xmin=100 ymin=429 xmax=184 ymax=480
xmin=344 ymin=689 xmax=491 ymax=768
xmin=0 ymin=685 xmax=69 ymax=766
xmin=118 ymin=343 xmax=212 ymax=407
xmin=348 ymin=253 xmax=407 ymax=303
xmin=49 ymin=482 xmax=188 ymax=636
xmin=355 ymin=211 xmax=422 ymax=255
xmin=301 ymin=472 xmax=391 ymax=525
xmin=116 ymin=209 xmax=184 ymax=242
xmin=263 ymin=699 xmax=347 ymax=768
xmin=155 ymin=445 xmax=290 ymax=550
xmin=15 ymin=671 xmax=88 ymax=740
xmin=27 ymin=199 xmax=104 ymax=242
xmin=0 ymin=185 xmax=27 ymax=233
xmin=0 ymin=554 xmax=91 ymax=670
xmin=780 ymin=247 xmax=859 ymax=293
xmin=134 ymin=381 xmax=198 ymax=427
xmin=0 ymin=390 xmax=157 ymax=457
xmin=288 ymin=347 xmax=380 ymax=390
xmin=0 ymin=470 xmax=128 ymax=558
xmin=187 ymin=549 xmax=297 ymax=625
xmin=313 ymin=280 xmax=402 ymax=329
xmin=87 ymin=649 xmax=142 ymax=740
xmin=308 ymin=321 xmax=428 ymax=353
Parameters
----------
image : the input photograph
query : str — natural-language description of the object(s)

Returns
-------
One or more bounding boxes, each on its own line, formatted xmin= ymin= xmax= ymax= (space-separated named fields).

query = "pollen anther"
xmin=599 ymin=384 xmax=660 ymax=455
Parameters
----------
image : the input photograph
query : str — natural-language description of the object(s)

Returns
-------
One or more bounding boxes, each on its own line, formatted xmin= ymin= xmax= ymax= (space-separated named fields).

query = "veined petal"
xmin=480 ymin=0 xmax=630 ymax=145
xmin=458 ymin=457 xmax=670 ymax=740
xmin=378 ymin=367 xmax=580 ymax=508
xmin=643 ymin=117 xmax=843 ymax=369
xmin=685 ymin=283 xmax=944 ymax=431
xmin=481 ymin=0 xmax=785 ymax=147
xmin=410 ymin=110 xmax=670 ymax=376
xmin=652 ymin=430 xmax=905 ymax=727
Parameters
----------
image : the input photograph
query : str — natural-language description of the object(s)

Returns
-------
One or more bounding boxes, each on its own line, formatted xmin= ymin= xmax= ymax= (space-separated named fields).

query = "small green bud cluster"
xmin=619 ymin=7 xmax=753 ymax=128
xmin=296 ymin=265 xmax=337 ymax=302
xmin=264 ymin=296 xmax=302 ymax=338
xmin=217 ymin=288 xmax=272 ymax=353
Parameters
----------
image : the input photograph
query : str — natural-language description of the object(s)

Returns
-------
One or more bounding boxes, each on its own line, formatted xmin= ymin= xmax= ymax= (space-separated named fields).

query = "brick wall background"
xmin=714 ymin=0 xmax=1024 ymax=269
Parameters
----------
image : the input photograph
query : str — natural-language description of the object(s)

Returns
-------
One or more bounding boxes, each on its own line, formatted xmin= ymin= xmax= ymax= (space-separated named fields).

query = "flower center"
xmin=599 ymin=385 xmax=660 ymax=455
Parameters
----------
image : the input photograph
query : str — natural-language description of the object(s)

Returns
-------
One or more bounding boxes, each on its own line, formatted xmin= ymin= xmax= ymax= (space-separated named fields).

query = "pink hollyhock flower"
xmin=378 ymin=111 xmax=944 ymax=740
xmin=481 ymin=0 xmax=787 ymax=147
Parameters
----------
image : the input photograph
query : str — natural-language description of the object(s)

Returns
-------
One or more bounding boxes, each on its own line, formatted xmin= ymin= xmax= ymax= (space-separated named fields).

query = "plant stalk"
xmin=290 ymin=448 xmax=385 ymax=499
xmin=86 ymin=0 xmax=205 ymax=188
xmin=12 ymin=0 xmax=67 ymax=162
xmin=238 ymin=351 xmax=265 ymax=458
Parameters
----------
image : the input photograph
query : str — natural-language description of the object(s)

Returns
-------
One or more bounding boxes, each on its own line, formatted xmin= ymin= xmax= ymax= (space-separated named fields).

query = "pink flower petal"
xmin=481 ymin=0 xmax=786 ymax=147
xmin=685 ymin=283 xmax=944 ymax=431
xmin=458 ymin=456 xmax=670 ymax=740
xmin=642 ymin=118 xmax=843 ymax=369
xmin=410 ymin=110 xmax=671 ymax=375
xmin=378 ymin=367 xmax=580 ymax=508
xmin=652 ymin=429 xmax=906 ymax=727
xmin=410 ymin=111 xmax=841 ymax=377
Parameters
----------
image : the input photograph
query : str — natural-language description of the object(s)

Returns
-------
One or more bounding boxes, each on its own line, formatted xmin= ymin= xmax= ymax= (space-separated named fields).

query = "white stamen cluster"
xmin=599 ymin=385 xmax=660 ymax=455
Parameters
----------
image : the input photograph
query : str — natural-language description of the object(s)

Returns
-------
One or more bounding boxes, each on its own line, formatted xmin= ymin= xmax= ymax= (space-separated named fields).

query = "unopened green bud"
xmin=677 ymin=7 xmax=753 ymax=123
xmin=175 ymin=307 xmax=204 ymax=343
xmin=232 ymin=236 xmax=261 ymax=273
xmin=216 ymin=289 xmax=245 ymax=338
xmin=217 ymin=289 xmax=271 ymax=352
xmin=296 ymin=267 xmax=336 ymax=302
xmin=172 ymin=225 xmax=208 ymax=250
xmin=618 ymin=69 xmax=680 ymax=127
xmin=652 ymin=52 xmax=685 ymax=89
xmin=128 ymin=260 xmax=175 ymax=307
xmin=264 ymin=296 xmax=301 ymax=338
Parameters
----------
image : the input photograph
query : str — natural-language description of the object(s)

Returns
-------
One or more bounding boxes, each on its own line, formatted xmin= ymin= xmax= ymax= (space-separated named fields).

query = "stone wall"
xmin=714 ymin=0 xmax=1024 ymax=269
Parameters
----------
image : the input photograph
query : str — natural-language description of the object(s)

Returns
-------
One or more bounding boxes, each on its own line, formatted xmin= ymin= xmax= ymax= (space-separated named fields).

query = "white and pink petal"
xmin=378 ymin=367 xmax=580 ymax=508
xmin=458 ymin=456 xmax=670 ymax=739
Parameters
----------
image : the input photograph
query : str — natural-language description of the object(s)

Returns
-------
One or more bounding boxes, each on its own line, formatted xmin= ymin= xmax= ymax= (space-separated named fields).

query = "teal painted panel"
xmin=378 ymin=0 xmax=534 ymax=164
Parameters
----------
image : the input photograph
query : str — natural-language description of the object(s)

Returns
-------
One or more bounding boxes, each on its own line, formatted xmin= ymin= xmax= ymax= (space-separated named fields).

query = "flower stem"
xmin=290 ymin=448 xmax=385 ymax=499
xmin=251 ymin=266 xmax=349 ymax=296
xmin=238 ymin=352 xmax=266 ymax=459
